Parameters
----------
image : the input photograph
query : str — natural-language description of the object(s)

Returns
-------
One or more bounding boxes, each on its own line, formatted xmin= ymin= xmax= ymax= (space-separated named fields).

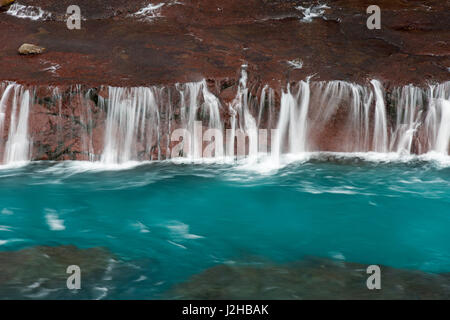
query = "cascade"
xmin=370 ymin=80 xmax=388 ymax=153
xmin=228 ymin=66 xmax=258 ymax=160
xmin=434 ymin=99 xmax=450 ymax=154
xmin=177 ymin=80 xmax=223 ymax=159
xmin=390 ymin=85 xmax=424 ymax=154
xmin=273 ymin=80 xmax=310 ymax=159
xmin=0 ymin=77 xmax=448 ymax=165
xmin=0 ymin=83 xmax=32 ymax=164
xmin=101 ymin=86 xmax=160 ymax=164
xmin=425 ymin=82 xmax=450 ymax=154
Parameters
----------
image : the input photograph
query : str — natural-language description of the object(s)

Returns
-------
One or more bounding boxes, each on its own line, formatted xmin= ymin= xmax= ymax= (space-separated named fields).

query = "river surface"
xmin=0 ymin=153 xmax=449 ymax=299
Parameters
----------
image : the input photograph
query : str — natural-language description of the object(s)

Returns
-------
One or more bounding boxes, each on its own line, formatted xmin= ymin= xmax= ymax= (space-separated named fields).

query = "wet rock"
xmin=0 ymin=245 xmax=160 ymax=299
xmin=0 ymin=0 xmax=448 ymax=86
xmin=18 ymin=43 xmax=45 ymax=55
xmin=168 ymin=257 xmax=450 ymax=300
xmin=0 ymin=245 xmax=110 ymax=298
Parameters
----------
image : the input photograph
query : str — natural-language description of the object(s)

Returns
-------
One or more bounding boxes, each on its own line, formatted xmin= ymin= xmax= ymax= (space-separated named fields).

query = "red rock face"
xmin=0 ymin=0 xmax=448 ymax=87
xmin=0 ymin=1 xmax=448 ymax=161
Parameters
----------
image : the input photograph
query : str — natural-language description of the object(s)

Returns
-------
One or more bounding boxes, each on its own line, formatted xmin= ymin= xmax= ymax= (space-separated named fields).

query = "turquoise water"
xmin=0 ymin=155 xmax=449 ymax=299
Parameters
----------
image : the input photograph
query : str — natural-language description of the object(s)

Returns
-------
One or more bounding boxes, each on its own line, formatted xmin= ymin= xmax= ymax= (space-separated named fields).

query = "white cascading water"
xmin=434 ymin=99 xmax=450 ymax=154
xmin=390 ymin=85 xmax=423 ymax=154
xmin=309 ymin=81 xmax=373 ymax=152
xmin=101 ymin=86 xmax=160 ymax=164
xmin=273 ymin=80 xmax=310 ymax=159
xmin=228 ymin=66 xmax=258 ymax=160
xmin=178 ymin=81 xmax=201 ymax=159
xmin=370 ymin=80 xmax=389 ymax=153
xmin=425 ymin=82 xmax=450 ymax=155
xmin=0 ymin=78 xmax=448 ymax=165
xmin=177 ymin=80 xmax=223 ymax=159
xmin=0 ymin=83 xmax=32 ymax=164
xmin=101 ymin=80 xmax=223 ymax=163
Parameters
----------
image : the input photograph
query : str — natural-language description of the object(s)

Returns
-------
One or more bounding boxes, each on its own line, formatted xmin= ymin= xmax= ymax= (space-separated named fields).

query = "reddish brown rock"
xmin=0 ymin=0 xmax=448 ymax=87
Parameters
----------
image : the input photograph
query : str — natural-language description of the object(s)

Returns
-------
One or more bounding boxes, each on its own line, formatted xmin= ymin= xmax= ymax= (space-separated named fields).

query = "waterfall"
xmin=0 ymin=77 xmax=448 ymax=165
xmin=101 ymin=86 xmax=160 ymax=164
xmin=0 ymin=84 xmax=32 ymax=164
xmin=390 ymin=85 xmax=423 ymax=154
xmin=370 ymin=80 xmax=388 ymax=153
xmin=101 ymin=80 xmax=223 ymax=163
xmin=228 ymin=66 xmax=258 ymax=160
xmin=308 ymin=81 xmax=372 ymax=152
xmin=434 ymin=99 xmax=450 ymax=154
xmin=425 ymin=82 xmax=450 ymax=155
xmin=177 ymin=81 xmax=202 ymax=159
xmin=0 ymin=84 xmax=16 ymax=136
xmin=273 ymin=80 xmax=310 ymax=158
xmin=177 ymin=80 xmax=223 ymax=159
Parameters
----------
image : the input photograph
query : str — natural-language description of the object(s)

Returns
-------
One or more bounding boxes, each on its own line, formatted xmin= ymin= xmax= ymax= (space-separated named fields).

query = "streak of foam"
xmin=44 ymin=209 xmax=65 ymax=231
xmin=6 ymin=3 xmax=52 ymax=21
xmin=166 ymin=221 xmax=204 ymax=240
xmin=132 ymin=3 xmax=165 ymax=21
xmin=295 ymin=4 xmax=330 ymax=22
xmin=94 ymin=287 xmax=109 ymax=300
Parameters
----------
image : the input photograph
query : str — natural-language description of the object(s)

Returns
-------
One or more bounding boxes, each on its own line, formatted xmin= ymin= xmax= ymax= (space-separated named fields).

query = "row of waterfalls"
xmin=0 ymin=68 xmax=449 ymax=165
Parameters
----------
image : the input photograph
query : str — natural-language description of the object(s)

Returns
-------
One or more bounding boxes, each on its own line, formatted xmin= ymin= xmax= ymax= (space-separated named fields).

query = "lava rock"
xmin=18 ymin=43 xmax=46 ymax=55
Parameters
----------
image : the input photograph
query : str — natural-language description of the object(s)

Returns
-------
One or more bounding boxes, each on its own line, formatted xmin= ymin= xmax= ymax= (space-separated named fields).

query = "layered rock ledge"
xmin=0 ymin=0 xmax=449 ymax=87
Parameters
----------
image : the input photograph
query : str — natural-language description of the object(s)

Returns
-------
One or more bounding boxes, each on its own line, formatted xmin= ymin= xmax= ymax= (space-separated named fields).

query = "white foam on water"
xmin=167 ymin=240 xmax=187 ymax=249
xmin=6 ymin=3 xmax=52 ymax=21
xmin=295 ymin=4 xmax=330 ymax=22
xmin=0 ymin=225 xmax=13 ymax=232
xmin=0 ymin=238 xmax=24 ymax=246
xmin=0 ymin=161 xmax=30 ymax=170
xmin=36 ymin=160 xmax=150 ymax=175
xmin=166 ymin=221 xmax=204 ymax=240
xmin=330 ymin=252 xmax=346 ymax=261
xmin=132 ymin=221 xmax=150 ymax=233
xmin=45 ymin=209 xmax=65 ymax=231
xmin=134 ymin=275 xmax=148 ymax=282
xmin=133 ymin=3 xmax=165 ymax=21
xmin=94 ymin=287 xmax=109 ymax=300
xmin=287 ymin=59 xmax=303 ymax=69
xmin=1 ymin=208 xmax=14 ymax=215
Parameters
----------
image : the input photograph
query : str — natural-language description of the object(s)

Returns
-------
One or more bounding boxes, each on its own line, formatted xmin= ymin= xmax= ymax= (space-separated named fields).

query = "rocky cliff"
xmin=0 ymin=0 xmax=449 ymax=163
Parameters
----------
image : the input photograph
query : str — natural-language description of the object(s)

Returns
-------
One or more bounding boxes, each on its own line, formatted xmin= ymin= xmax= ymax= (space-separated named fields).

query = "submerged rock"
xmin=18 ymin=43 xmax=45 ymax=55
xmin=0 ymin=245 xmax=110 ymax=298
xmin=168 ymin=257 xmax=450 ymax=300
xmin=0 ymin=245 xmax=157 ymax=299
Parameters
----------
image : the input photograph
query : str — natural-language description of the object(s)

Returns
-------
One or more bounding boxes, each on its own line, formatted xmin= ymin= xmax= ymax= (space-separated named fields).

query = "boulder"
xmin=18 ymin=43 xmax=46 ymax=55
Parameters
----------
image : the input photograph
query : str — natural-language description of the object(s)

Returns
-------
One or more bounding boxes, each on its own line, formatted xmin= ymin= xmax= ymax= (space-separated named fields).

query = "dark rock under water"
xmin=168 ymin=257 xmax=450 ymax=300
xmin=2 ymin=245 xmax=448 ymax=299
xmin=0 ymin=245 xmax=157 ymax=299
